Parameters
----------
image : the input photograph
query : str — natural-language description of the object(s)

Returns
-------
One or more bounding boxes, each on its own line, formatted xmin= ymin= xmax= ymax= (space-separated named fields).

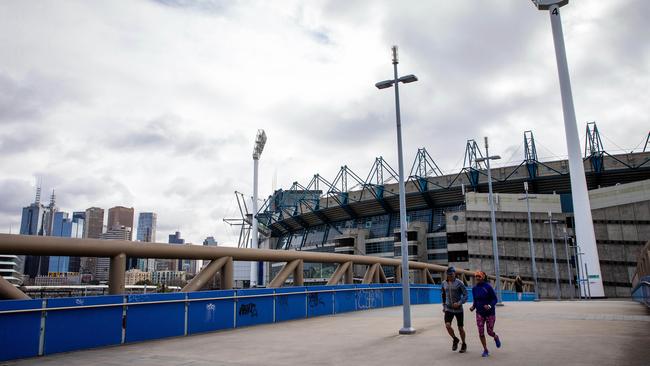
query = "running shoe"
xmin=495 ymin=336 xmax=501 ymax=348
xmin=482 ymin=350 xmax=489 ymax=357
xmin=452 ymin=337 xmax=459 ymax=351
xmin=459 ymin=343 xmax=467 ymax=353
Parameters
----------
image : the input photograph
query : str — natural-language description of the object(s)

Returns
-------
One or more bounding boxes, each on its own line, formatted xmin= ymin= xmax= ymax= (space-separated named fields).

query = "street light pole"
xmin=375 ymin=45 xmax=418 ymax=335
xmin=520 ymin=182 xmax=540 ymax=300
xmin=532 ymin=0 xmax=603 ymax=297
xmin=476 ymin=138 xmax=503 ymax=305
xmin=563 ymin=228 xmax=573 ymax=300
xmin=544 ymin=212 xmax=561 ymax=300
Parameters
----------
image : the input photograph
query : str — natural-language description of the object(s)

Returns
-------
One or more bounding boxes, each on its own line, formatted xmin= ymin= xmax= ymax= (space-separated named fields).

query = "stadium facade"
xmin=258 ymin=126 xmax=650 ymax=298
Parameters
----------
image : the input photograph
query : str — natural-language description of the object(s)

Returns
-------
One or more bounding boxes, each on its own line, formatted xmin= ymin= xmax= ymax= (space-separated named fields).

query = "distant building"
xmin=152 ymin=270 xmax=186 ymax=286
xmin=107 ymin=206 xmax=134 ymax=239
xmin=34 ymin=272 xmax=82 ymax=286
xmin=203 ymin=236 xmax=217 ymax=246
xmin=20 ymin=187 xmax=47 ymax=280
xmin=95 ymin=226 xmax=131 ymax=282
xmin=125 ymin=269 xmax=152 ymax=286
xmin=136 ymin=212 xmax=157 ymax=271
xmin=84 ymin=207 xmax=104 ymax=239
xmin=49 ymin=212 xmax=72 ymax=273
xmin=41 ymin=191 xmax=58 ymax=237
xmin=168 ymin=231 xmax=185 ymax=271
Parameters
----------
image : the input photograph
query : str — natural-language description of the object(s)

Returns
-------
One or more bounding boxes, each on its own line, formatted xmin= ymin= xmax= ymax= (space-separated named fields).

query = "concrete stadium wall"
xmin=0 ymin=284 xmax=534 ymax=362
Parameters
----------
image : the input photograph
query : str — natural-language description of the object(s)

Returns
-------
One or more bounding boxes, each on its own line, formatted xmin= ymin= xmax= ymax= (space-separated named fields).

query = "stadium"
xmin=257 ymin=123 xmax=650 ymax=298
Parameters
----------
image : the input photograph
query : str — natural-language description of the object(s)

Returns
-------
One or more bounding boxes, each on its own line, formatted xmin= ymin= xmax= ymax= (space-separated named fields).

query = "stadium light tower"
xmin=375 ymin=45 xmax=418 ymax=335
xmin=250 ymin=129 xmax=267 ymax=288
xmin=531 ymin=0 xmax=604 ymax=297
xmin=475 ymin=138 xmax=503 ymax=305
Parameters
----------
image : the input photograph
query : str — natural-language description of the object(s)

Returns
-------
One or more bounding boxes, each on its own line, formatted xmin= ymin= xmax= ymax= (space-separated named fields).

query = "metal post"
xmin=251 ymin=157 xmax=259 ymax=288
xmin=563 ymin=231 xmax=573 ymax=300
xmin=584 ymin=262 xmax=592 ymax=299
xmin=573 ymin=244 xmax=582 ymax=300
xmin=392 ymin=46 xmax=415 ymax=335
xmin=485 ymin=137 xmax=503 ymax=305
xmin=548 ymin=213 xmax=561 ymax=300
xmin=108 ymin=253 xmax=126 ymax=295
xmin=577 ymin=245 xmax=585 ymax=298
xmin=523 ymin=182 xmax=539 ymax=300
xmin=548 ymin=4 xmax=603 ymax=296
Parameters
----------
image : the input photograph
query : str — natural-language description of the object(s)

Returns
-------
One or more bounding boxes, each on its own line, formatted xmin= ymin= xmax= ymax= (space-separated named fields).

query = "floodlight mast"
xmin=531 ymin=0 xmax=604 ymax=297
xmin=250 ymin=129 xmax=267 ymax=287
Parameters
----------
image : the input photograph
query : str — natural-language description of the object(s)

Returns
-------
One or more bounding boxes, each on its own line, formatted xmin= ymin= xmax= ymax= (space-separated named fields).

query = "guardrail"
xmin=0 ymin=284 xmax=535 ymax=362
xmin=0 ymin=234 xmax=534 ymax=300
xmin=631 ymin=241 xmax=649 ymax=307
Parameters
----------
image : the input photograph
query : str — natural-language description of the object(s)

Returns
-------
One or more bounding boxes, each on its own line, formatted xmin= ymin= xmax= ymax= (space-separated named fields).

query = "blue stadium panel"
xmin=274 ymin=287 xmax=307 ymax=322
xmin=44 ymin=295 xmax=123 ymax=354
xmin=0 ymin=299 xmax=43 ymax=361
xmin=187 ymin=290 xmax=235 ymax=334
xmin=235 ymin=288 xmax=274 ymax=327
xmin=125 ymin=293 xmax=186 ymax=343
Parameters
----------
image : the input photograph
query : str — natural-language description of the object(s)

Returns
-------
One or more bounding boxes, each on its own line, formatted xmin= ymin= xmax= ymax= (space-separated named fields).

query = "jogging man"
xmin=442 ymin=266 xmax=468 ymax=353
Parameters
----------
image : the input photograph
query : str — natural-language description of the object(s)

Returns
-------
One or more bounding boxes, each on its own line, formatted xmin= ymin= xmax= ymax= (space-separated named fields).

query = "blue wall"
xmin=0 ymin=284 xmax=532 ymax=362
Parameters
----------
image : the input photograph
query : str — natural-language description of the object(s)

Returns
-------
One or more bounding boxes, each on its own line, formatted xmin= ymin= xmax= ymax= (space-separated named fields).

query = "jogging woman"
xmin=469 ymin=271 xmax=501 ymax=357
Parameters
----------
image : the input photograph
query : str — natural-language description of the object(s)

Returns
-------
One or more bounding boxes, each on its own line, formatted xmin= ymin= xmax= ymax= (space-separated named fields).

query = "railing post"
xmin=109 ymin=253 xmax=126 ymax=295
xmin=345 ymin=262 xmax=354 ymax=284
xmin=221 ymin=257 xmax=234 ymax=290
xmin=293 ymin=260 xmax=304 ymax=286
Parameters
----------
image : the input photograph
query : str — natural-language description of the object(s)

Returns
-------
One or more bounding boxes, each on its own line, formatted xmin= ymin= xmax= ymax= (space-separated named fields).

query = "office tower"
xmin=136 ymin=212 xmax=157 ymax=271
xmin=95 ymin=226 xmax=131 ymax=282
xmin=49 ymin=211 xmax=72 ymax=273
xmin=41 ymin=191 xmax=57 ymax=236
xmin=203 ymin=236 xmax=218 ymax=246
xmin=166 ymin=231 xmax=184 ymax=272
xmin=20 ymin=187 xmax=46 ymax=279
xmin=83 ymin=207 xmax=104 ymax=239
xmin=107 ymin=206 xmax=134 ymax=239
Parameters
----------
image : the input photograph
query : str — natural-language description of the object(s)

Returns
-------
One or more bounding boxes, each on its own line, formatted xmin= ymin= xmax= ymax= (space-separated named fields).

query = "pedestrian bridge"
xmin=2 ymin=286 xmax=649 ymax=365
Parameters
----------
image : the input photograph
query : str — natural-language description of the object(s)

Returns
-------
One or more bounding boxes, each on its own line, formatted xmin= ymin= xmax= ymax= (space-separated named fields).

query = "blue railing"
xmin=632 ymin=277 xmax=650 ymax=308
xmin=0 ymin=284 xmax=534 ymax=362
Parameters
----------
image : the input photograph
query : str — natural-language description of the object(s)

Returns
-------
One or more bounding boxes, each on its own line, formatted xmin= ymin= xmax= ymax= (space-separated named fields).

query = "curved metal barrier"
xmin=631 ymin=241 xmax=650 ymax=307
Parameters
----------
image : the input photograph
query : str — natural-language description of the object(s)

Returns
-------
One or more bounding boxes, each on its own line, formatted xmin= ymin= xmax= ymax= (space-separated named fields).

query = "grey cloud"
xmin=0 ymin=72 xmax=74 ymax=124
xmin=150 ymin=0 xmax=231 ymax=15
xmin=0 ymin=178 xmax=35 ymax=215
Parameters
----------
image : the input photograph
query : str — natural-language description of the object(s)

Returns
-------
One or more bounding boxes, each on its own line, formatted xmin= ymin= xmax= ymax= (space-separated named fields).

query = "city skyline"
xmin=0 ymin=1 xmax=648 ymax=245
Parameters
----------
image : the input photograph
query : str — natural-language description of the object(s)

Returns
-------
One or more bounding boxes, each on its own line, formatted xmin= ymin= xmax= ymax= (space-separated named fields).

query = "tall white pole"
xmin=485 ymin=137 xmax=502 ymax=305
xmin=548 ymin=4 xmax=603 ymax=296
xmin=392 ymin=46 xmax=415 ymax=335
xmin=250 ymin=157 xmax=259 ymax=287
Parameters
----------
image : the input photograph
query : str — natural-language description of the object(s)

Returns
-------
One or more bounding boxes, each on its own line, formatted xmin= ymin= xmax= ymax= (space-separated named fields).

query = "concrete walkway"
xmin=5 ymin=300 xmax=650 ymax=366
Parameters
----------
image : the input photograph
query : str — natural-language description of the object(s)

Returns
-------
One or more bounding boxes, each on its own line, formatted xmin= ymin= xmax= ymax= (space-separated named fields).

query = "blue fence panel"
xmin=0 ymin=299 xmax=42 ymax=362
xmin=394 ymin=285 xmax=403 ymax=306
xmin=381 ymin=285 xmax=398 ymax=308
xmin=409 ymin=286 xmax=420 ymax=305
xmin=187 ymin=290 xmax=235 ymax=335
xmin=275 ymin=287 xmax=306 ymax=322
xmin=368 ymin=284 xmax=385 ymax=308
xmin=44 ymin=295 xmax=123 ymax=355
xmin=235 ymin=288 xmax=274 ymax=327
xmin=355 ymin=285 xmax=381 ymax=310
xmin=125 ymin=293 xmax=186 ymax=343
xmin=333 ymin=285 xmax=356 ymax=314
xmin=307 ymin=286 xmax=334 ymax=317
xmin=501 ymin=291 xmax=517 ymax=302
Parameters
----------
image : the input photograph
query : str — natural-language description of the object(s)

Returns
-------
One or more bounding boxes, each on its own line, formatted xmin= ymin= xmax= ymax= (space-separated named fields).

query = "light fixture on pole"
xmin=531 ymin=0 xmax=604 ymax=297
xmin=543 ymin=212 xmax=561 ymax=300
xmin=518 ymin=182 xmax=540 ymax=300
xmin=250 ymin=129 xmax=267 ymax=288
xmin=375 ymin=45 xmax=418 ymax=335
xmin=475 ymin=138 xmax=502 ymax=305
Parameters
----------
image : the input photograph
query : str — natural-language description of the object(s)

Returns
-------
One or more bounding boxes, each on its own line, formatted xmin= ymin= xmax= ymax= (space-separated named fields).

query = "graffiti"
xmin=308 ymin=293 xmax=325 ymax=308
xmin=238 ymin=303 xmax=258 ymax=317
xmin=75 ymin=299 xmax=85 ymax=306
xmin=204 ymin=303 xmax=217 ymax=322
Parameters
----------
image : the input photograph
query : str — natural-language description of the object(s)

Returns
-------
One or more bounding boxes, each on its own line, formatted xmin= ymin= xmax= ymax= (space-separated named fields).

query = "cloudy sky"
xmin=1 ymin=0 xmax=648 ymax=245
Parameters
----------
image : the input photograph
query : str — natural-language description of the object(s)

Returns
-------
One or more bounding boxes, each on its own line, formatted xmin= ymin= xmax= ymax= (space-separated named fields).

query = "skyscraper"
xmin=96 ymin=226 xmax=131 ymax=282
xmin=49 ymin=211 xmax=72 ymax=273
xmin=21 ymin=187 xmax=47 ymax=279
xmin=83 ymin=207 xmax=104 ymax=239
xmin=41 ymin=191 xmax=57 ymax=237
xmin=107 ymin=206 xmax=134 ymax=239
xmin=167 ymin=231 xmax=185 ymax=272
xmin=136 ymin=212 xmax=157 ymax=271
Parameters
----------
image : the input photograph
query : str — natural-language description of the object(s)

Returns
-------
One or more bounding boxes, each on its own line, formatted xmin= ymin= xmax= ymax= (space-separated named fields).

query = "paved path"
xmin=5 ymin=300 xmax=649 ymax=366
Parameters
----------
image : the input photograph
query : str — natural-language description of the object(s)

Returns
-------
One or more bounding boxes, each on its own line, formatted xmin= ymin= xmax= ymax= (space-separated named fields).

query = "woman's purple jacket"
xmin=472 ymin=282 xmax=498 ymax=317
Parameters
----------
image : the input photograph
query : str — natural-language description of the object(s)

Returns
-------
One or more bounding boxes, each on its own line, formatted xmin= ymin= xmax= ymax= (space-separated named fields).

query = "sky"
xmin=1 ymin=0 xmax=648 ymax=246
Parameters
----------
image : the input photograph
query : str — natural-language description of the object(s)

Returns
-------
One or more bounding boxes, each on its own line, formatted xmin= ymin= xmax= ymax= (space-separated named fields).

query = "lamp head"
xmin=531 ymin=0 xmax=569 ymax=10
xmin=253 ymin=129 xmax=267 ymax=160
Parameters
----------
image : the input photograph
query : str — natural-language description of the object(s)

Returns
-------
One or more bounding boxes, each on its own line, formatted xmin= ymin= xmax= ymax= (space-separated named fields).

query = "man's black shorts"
xmin=444 ymin=311 xmax=464 ymax=327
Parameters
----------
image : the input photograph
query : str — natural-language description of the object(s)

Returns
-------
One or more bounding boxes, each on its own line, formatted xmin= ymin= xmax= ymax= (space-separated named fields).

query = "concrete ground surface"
xmin=5 ymin=300 xmax=649 ymax=366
